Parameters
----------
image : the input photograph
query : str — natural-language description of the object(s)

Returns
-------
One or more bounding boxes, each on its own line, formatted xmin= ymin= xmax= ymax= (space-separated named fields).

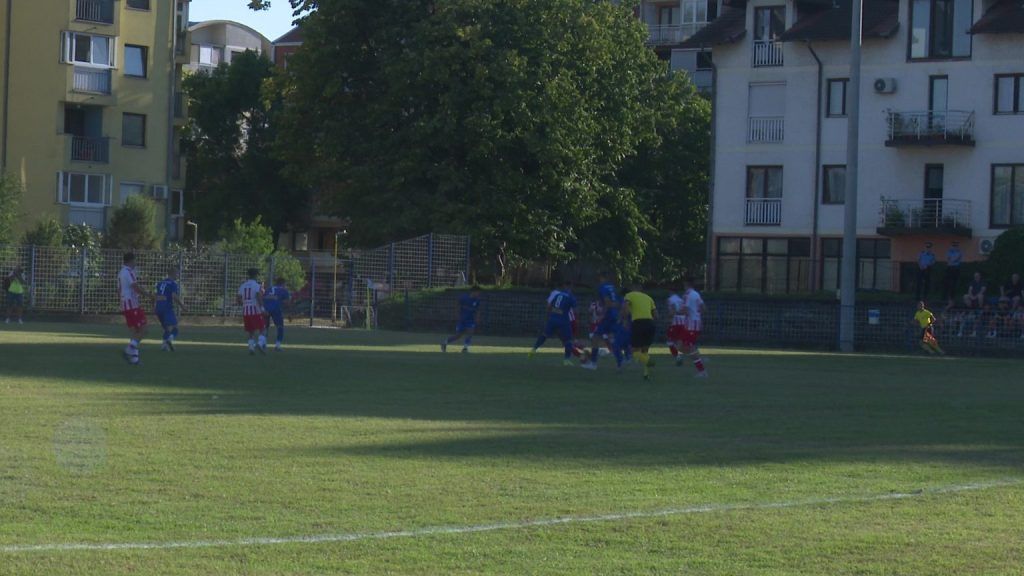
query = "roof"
xmin=679 ymin=5 xmax=747 ymax=49
xmin=969 ymin=0 xmax=1024 ymax=34
xmin=273 ymin=26 xmax=304 ymax=45
xmin=779 ymin=0 xmax=900 ymax=42
xmin=188 ymin=19 xmax=273 ymax=45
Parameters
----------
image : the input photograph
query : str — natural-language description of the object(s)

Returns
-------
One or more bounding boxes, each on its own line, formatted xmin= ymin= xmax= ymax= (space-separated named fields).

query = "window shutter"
xmin=56 ymin=172 xmax=65 ymax=203
xmin=60 ymin=32 xmax=71 ymax=64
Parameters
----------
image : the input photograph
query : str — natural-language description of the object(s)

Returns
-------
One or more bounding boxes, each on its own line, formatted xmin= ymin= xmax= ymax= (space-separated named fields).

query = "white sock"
xmin=258 ymin=335 xmax=267 ymax=346
xmin=248 ymin=339 xmax=255 ymax=349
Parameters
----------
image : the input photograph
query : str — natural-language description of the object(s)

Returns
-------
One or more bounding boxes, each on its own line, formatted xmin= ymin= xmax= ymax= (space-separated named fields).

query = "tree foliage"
xmin=23 ymin=218 xmax=64 ymax=247
xmin=184 ymin=51 xmax=309 ymax=241
xmin=220 ymin=216 xmax=276 ymax=257
xmin=984 ymin=227 xmax=1024 ymax=283
xmin=278 ymin=0 xmax=687 ymax=280
xmin=0 ymin=172 xmax=23 ymax=245
xmin=105 ymin=196 xmax=163 ymax=250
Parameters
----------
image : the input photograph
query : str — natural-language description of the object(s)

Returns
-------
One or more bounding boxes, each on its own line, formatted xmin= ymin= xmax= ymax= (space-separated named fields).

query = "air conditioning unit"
xmin=979 ymin=237 xmax=997 ymax=255
xmin=150 ymin=185 xmax=169 ymax=200
xmin=874 ymin=78 xmax=897 ymax=94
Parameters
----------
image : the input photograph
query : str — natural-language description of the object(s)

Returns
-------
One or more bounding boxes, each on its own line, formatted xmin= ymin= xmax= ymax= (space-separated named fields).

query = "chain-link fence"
xmin=0 ymin=233 xmax=470 ymax=327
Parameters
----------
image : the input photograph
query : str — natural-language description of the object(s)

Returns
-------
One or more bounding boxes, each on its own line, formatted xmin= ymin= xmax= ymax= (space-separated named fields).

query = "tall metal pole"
xmin=839 ymin=0 xmax=863 ymax=353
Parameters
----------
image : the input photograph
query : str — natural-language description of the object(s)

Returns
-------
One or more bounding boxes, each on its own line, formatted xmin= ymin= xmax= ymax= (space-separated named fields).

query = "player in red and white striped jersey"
xmin=117 ymin=253 xmax=150 ymax=365
xmin=676 ymin=278 xmax=707 ymax=378
xmin=237 ymin=268 xmax=267 ymax=355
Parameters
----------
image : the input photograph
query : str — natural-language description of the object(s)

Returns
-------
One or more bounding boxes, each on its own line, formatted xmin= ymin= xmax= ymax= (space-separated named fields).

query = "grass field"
xmin=0 ymin=322 xmax=1022 ymax=575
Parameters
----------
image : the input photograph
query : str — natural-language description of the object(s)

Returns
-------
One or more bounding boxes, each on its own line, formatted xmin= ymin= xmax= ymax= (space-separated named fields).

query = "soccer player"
xmin=530 ymin=281 xmax=578 ymax=365
xmin=666 ymin=288 xmax=687 ymax=366
xmin=117 ymin=253 xmax=150 ymax=365
xmin=622 ymin=285 xmax=658 ymax=380
xmin=237 ymin=268 xmax=267 ymax=355
xmin=581 ymin=272 xmax=623 ymax=370
xmin=441 ymin=286 xmax=481 ymax=353
xmin=678 ymin=278 xmax=708 ymax=378
xmin=263 ymin=277 xmax=291 ymax=351
xmin=913 ymin=301 xmax=945 ymax=355
xmin=155 ymin=268 xmax=187 ymax=351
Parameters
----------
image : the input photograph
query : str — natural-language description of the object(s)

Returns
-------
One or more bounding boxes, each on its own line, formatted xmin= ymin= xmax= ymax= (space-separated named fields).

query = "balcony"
xmin=70 ymin=136 xmax=110 ymax=164
xmin=877 ymin=198 xmax=972 ymax=238
xmin=72 ymin=67 xmax=111 ymax=95
xmin=75 ymin=0 xmax=114 ymax=24
xmin=885 ymin=110 xmax=975 ymax=147
xmin=752 ymin=40 xmax=783 ymax=67
xmin=745 ymin=198 xmax=782 ymax=226
xmin=646 ymin=23 xmax=705 ymax=47
xmin=748 ymin=116 xmax=784 ymax=143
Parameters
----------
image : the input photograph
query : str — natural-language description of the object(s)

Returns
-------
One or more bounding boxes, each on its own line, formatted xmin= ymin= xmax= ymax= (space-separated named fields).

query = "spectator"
xmin=987 ymin=298 xmax=1013 ymax=339
xmin=5 ymin=266 xmax=26 ymax=324
xmin=963 ymin=271 xmax=986 ymax=309
xmin=916 ymin=242 xmax=935 ymax=301
xmin=1001 ymin=273 xmax=1022 ymax=310
xmin=943 ymin=241 xmax=962 ymax=302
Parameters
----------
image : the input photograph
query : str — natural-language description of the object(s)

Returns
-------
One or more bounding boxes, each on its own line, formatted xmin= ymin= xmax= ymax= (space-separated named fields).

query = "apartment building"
xmin=685 ymin=0 xmax=1024 ymax=294
xmin=186 ymin=19 xmax=271 ymax=73
xmin=0 ymin=0 xmax=190 ymax=239
xmin=271 ymin=26 xmax=303 ymax=69
xmin=637 ymin=0 xmax=721 ymax=90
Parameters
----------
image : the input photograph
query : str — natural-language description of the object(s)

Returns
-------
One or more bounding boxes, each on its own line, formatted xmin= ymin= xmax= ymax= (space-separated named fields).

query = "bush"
xmin=23 ymin=218 xmax=64 ymax=247
xmin=0 ymin=172 xmax=22 ymax=244
xmin=219 ymin=216 xmax=275 ymax=257
xmin=63 ymin=223 xmax=103 ymax=252
xmin=105 ymin=196 xmax=163 ymax=250
xmin=271 ymin=250 xmax=307 ymax=291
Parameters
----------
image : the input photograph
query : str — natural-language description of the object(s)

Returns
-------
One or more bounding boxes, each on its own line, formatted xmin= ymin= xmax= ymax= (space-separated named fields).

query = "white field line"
xmin=1 ymin=478 xmax=1019 ymax=554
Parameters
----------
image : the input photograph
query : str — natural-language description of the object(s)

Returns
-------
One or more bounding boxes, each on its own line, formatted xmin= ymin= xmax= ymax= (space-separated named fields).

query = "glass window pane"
xmin=87 ymin=175 xmax=105 ymax=203
xmin=875 ymin=259 xmax=894 ymax=291
xmin=952 ymin=0 xmax=973 ymax=57
xmin=822 ymin=238 xmax=842 ymax=257
xmin=717 ymin=256 xmax=739 ymax=292
xmin=747 ymin=168 xmax=764 ymax=198
xmin=69 ymin=173 xmax=86 ymax=203
xmin=1014 ymin=166 xmax=1024 ymax=225
xmin=996 ymin=76 xmax=1015 ymax=113
xmin=822 ymin=258 xmax=840 ymax=291
xmin=992 ymin=166 xmax=1012 ymax=226
xmin=123 ymin=114 xmax=145 ymax=147
xmin=789 ymin=238 xmax=811 ymax=257
xmin=767 ymin=238 xmax=788 ymax=255
xmin=857 ymin=239 xmax=876 ymax=258
xmin=719 ymin=237 xmax=741 ymax=254
xmin=788 ymin=258 xmax=811 ymax=292
xmin=911 ymin=0 xmax=930 ymax=58
xmin=74 ymin=35 xmax=91 ymax=63
xmin=125 ymin=46 xmax=145 ymax=77
xmin=91 ymin=36 xmax=110 ymax=66
xmin=828 ymin=80 xmax=845 ymax=116
xmin=766 ymin=256 xmax=788 ymax=294
xmin=1017 ymin=78 xmax=1024 ymax=113
xmin=825 ymin=166 xmax=845 ymax=204
xmin=875 ymin=239 xmax=891 ymax=259
xmin=766 ymin=167 xmax=783 ymax=198
xmin=120 ymin=183 xmax=144 ymax=204
xmin=742 ymin=238 xmax=763 ymax=254
xmin=740 ymin=257 xmax=763 ymax=293
xmin=858 ymin=259 xmax=875 ymax=290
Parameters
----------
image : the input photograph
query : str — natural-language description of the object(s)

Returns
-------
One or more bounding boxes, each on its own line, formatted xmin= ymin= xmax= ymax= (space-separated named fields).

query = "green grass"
xmin=0 ymin=322 xmax=1022 ymax=575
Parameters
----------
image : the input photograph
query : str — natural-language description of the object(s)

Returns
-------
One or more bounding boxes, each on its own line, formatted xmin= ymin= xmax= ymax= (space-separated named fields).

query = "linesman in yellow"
xmin=622 ymin=285 xmax=659 ymax=380
xmin=913 ymin=301 xmax=945 ymax=355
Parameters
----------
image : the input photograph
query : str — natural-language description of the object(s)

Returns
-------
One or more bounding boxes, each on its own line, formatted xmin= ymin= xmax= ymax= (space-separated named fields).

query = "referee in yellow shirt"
xmin=623 ymin=285 xmax=658 ymax=380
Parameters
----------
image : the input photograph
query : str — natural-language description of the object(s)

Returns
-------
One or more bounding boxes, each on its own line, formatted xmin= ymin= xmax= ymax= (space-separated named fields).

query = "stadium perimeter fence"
xmin=377 ymin=289 xmax=1024 ymax=357
xmin=0 ymin=233 xmax=470 ymax=328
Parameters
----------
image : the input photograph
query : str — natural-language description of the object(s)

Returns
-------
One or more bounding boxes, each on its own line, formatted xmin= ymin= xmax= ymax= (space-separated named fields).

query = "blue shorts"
xmin=7 ymin=292 xmax=23 ymax=308
xmin=596 ymin=313 xmax=619 ymax=336
xmin=456 ymin=320 xmax=476 ymax=333
xmin=265 ymin=309 xmax=284 ymax=326
xmin=156 ymin=309 xmax=178 ymax=328
xmin=544 ymin=317 xmax=573 ymax=342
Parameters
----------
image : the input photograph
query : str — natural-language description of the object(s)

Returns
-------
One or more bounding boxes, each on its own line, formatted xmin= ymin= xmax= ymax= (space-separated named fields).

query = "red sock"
xmin=669 ymin=345 xmax=678 ymax=357
xmin=694 ymin=358 xmax=705 ymax=373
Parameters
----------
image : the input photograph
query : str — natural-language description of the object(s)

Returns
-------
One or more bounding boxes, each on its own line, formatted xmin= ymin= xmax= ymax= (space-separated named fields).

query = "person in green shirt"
xmin=912 ymin=301 xmax=944 ymax=355
xmin=622 ymin=285 xmax=658 ymax=380
xmin=5 ymin=266 xmax=26 ymax=324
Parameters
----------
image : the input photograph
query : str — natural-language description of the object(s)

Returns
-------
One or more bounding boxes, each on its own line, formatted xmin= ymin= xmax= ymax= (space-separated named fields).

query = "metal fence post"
xmin=29 ymin=245 xmax=37 ymax=308
xmin=388 ymin=242 xmax=395 ymax=290
xmin=79 ymin=248 xmax=88 ymax=314
xmin=464 ymin=235 xmax=471 ymax=284
xmin=427 ymin=233 xmax=434 ymax=289
xmin=309 ymin=257 xmax=316 ymax=327
xmin=222 ymin=253 xmax=229 ymax=317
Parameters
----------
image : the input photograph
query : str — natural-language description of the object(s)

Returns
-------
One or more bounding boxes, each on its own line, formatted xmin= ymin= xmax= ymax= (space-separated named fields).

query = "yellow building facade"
xmin=0 ymin=0 xmax=189 ymax=240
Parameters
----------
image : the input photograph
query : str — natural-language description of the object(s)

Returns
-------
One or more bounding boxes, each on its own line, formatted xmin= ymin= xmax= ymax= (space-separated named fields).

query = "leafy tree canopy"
xmin=0 ymin=172 xmax=23 ymax=245
xmin=105 ymin=196 xmax=163 ymax=250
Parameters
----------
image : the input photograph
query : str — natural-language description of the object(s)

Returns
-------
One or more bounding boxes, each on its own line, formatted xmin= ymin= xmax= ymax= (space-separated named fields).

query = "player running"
xmin=263 ymin=277 xmax=290 ymax=351
xmin=529 ymin=281 xmax=579 ymax=365
xmin=155 ymin=268 xmax=187 ymax=351
xmin=581 ymin=272 xmax=624 ymax=370
xmin=442 ymin=286 xmax=481 ymax=353
xmin=674 ymin=278 xmax=708 ymax=378
xmin=913 ymin=301 xmax=945 ymax=355
xmin=622 ymin=286 xmax=658 ymax=380
xmin=117 ymin=253 xmax=150 ymax=365
xmin=237 ymin=268 xmax=267 ymax=355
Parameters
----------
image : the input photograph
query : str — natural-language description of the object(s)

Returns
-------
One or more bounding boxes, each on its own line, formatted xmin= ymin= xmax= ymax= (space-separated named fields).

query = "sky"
xmin=188 ymin=0 xmax=299 ymax=42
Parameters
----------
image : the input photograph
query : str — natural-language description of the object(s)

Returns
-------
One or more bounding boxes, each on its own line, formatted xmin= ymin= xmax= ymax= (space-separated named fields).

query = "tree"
xmin=220 ymin=216 xmax=306 ymax=290
xmin=23 ymin=218 xmax=64 ymax=247
xmin=0 ymin=172 xmax=23 ymax=245
xmin=184 ymin=51 xmax=310 ymax=242
xmin=277 ymin=0 xmax=674 ymax=280
xmin=984 ymin=227 xmax=1024 ymax=284
xmin=105 ymin=196 xmax=163 ymax=250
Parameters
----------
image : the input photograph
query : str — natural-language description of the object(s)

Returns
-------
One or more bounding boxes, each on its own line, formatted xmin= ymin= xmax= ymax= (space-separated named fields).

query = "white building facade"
xmin=692 ymin=0 xmax=1024 ymax=294
xmin=636 ymin=0 xmax=722 ymax=90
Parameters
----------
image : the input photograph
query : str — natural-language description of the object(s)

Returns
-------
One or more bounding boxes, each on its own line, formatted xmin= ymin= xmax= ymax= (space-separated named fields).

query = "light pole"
xmin=186 ymin=220 xmax=198 ymax=250
xmin=839 ymin=0 xmax=863 ymax=352
xmin=332 ymin=229 xmax=347 ymax=322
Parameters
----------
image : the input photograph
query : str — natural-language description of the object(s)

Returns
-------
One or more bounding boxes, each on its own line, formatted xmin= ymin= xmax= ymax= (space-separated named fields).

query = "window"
xmin=197 ymin=44 xmax=222 ymax=67
xmin=821 ymin=238 xmax=893 ymax=291
xmin=827 ymin=79 xmax=848 ymax=117
xmin=124 ymin=45 xmax=147 ymax=77
xmin=122 ymin=113 xmax=146 ymax=147
xmin=994 ymin=74 xmax=1024 ymax=115
xmin=681 ymin=0 xmax=708 ymax=24
xmin=171 ymin=189 xmax=185 ymax=217
xmin=126 ymin=0 xmax=150 ymax=9
xmin=747 ymin=166 xmax=783 ymax=199
xmin=910 ymin=0 xmax=973 ymax=60
xmin=61 ymin=32 xmax=115 ymax=67
xmin=753 ymin=6 xmax=785 ymax=41
xmin=696 ymin=50 xmax=713 ymax=71
xmin=991 ymin=164 xmax=1024 ymax=228
xmin=717 ymin=237 xmax=811 ymax=294
xmin=119 ymin=182 xmax=144 ymax=205
xmin=57 ymin=172 xmax=111 ymax=206
xmin=658 ymin=5 xmax=680 ymax=25
xmin=823 ymin=166 xmax=845 ymax=205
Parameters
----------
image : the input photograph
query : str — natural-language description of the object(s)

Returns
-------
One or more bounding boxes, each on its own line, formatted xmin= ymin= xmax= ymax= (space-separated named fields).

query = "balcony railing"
xmin=72 ymin=67 xmax=112 ymax=95
xmin=752 ymin=40 xmax=783 ymax=67
xmin=646 ymin=22 xmax=705 ymax=46
xmin=748 ymin=116 xmax=784 ymax=143
xmin=745 ymin=198 xmax=782 ymax=226
xmin=877 ymin=198 xmax=972 ymax=237
xmin=76 ymin=0 xmax=114 ymax=24
xmin=885 ymin=110 xmax=975 ymax=146
xmin=70 ymin=136 xmax=110 ymax=164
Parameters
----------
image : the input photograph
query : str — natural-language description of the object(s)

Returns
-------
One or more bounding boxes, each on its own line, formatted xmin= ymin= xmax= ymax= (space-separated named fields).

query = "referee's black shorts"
xmin=631 ymin=319 xmax=655 ymax=349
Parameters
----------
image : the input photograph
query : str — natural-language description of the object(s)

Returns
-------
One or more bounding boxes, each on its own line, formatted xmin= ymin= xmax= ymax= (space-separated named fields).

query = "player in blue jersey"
xmin=581 ymin=272 xmax=624 ymax=370
xmin=441 ymin=286 xmax=481 ymax=353
xmin=262 ymin=277 xmax=291 ymax=352
xmin=529 ymin=281 xmax=578 ymax=365
xmin=154 ymin=268 xmax=187 ymax=351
